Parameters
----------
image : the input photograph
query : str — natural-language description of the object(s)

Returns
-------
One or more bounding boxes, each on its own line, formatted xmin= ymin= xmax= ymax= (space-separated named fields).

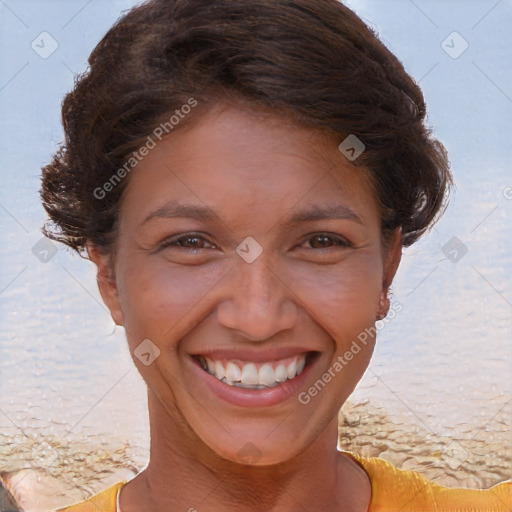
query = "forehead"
xmin=119 ymin=104 xmax=381 ymax=230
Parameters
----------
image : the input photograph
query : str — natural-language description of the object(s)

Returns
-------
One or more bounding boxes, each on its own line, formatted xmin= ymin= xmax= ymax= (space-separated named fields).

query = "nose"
xmin=216 ymin=256 xmax=299 ymax=341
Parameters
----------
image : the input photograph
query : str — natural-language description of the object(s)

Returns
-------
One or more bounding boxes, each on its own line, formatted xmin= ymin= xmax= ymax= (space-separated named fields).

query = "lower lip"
xmin=188 ymin=355 xmax=317 ymax=407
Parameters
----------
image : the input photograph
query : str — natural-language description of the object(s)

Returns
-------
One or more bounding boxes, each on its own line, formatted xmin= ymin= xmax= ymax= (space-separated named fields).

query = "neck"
xmin=121 ymin=391 xmax=362 ymax=512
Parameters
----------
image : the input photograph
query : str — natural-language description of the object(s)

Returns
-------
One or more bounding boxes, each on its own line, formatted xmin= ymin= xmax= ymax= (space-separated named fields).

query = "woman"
xmin=41 ymin=0 xmax=510 ymax=510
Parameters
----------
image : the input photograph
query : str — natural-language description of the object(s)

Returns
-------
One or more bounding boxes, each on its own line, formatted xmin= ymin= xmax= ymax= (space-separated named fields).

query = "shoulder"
xmin=342 ymin=451 xmax=511 ymax=512
xmin=51 ymin=481 xmax=126 ymax=512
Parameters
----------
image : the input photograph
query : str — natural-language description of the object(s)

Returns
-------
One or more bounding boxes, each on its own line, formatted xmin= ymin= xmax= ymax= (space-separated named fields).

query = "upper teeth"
xmin=198 ymin=355 xmax=307 ymax=389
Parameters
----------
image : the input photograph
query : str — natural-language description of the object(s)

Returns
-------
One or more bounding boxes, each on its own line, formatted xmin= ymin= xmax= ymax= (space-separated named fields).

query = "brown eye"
xmin=177 ymin=236 xmax=205 ymax=248
xmin=305 ymin=233 xmax=351 ymax=249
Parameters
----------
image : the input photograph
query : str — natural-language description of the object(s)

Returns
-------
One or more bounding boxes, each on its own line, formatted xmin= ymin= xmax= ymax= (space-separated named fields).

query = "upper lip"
xmin=190 ymin=347 xmax=319 ymax=363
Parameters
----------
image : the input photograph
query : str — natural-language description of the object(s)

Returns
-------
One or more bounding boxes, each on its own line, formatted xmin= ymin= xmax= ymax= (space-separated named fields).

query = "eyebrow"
xmin=141 ymin=201 xmax=218 ymax=226
xmin=140 ymin=200 xmax=363 ymax=227
xmin=285 ymin=203 xmax=363 ymax=225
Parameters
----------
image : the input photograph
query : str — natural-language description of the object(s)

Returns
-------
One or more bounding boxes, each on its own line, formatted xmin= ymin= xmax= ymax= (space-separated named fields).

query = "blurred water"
xmin=1 ymin=0 xmax=511 ymax=509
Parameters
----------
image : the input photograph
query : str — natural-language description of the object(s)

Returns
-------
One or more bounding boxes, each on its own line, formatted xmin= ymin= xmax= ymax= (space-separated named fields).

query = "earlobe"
xmin=376 ymin=293 xmax=389 ymax=321
xmin=86 ymin=243 xmax=125 ymax=326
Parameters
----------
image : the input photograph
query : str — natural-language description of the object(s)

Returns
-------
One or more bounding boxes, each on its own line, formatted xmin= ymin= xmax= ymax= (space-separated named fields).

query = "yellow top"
xmin=54 ymin=453 xmax=511 ymax=512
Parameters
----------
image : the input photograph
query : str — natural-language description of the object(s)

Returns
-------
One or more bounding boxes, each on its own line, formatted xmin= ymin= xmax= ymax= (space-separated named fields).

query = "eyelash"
xmin=158 ymin=232 xmax=352 ymax=251
xmin=158 ymin=233 xmax=215 ymax=251
xmin=302 ymin=233 xmax=352 ymax=250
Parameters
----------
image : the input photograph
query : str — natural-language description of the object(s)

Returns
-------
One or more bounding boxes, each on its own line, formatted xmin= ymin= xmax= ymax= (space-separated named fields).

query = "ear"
xmin=87 ymin=243 xmax=125 ymax=326
xmin=376 ymin=228 xmax=402 ymax=319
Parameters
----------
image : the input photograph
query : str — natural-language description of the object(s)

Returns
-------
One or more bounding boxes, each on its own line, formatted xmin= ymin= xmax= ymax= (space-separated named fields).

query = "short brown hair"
xmin=41 ymin=0 xmax=451 ymax=254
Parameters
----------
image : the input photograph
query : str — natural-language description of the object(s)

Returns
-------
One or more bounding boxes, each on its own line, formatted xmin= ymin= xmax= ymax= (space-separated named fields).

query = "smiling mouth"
xmin=193 ymin=352 xmax=318 ymax=390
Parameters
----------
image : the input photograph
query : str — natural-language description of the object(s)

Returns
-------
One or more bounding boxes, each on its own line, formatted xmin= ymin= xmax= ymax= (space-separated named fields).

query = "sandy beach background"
xmin=1 ymin=398 xmax=510 ymax=511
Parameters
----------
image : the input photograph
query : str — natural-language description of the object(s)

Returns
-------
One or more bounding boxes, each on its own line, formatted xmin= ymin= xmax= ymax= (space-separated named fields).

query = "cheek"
xmin=284 ymin=253 xmax=383 ymax=339
xmin=117 ymin=257 xmax=226 ymax=345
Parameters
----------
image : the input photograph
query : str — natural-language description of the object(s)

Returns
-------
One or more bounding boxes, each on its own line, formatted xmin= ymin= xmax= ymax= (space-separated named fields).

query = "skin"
xmin=88 ymin=102 xmax=402 ymax=512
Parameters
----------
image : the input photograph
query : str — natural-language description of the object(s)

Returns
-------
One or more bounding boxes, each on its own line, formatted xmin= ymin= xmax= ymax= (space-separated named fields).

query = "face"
xmin=91 ymin=103 xmax=401 ymax=466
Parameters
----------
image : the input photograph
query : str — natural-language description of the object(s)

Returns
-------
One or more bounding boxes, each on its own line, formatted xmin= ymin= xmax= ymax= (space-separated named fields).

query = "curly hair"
xmin=41 ymin=0 xmax=451 ymax=254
